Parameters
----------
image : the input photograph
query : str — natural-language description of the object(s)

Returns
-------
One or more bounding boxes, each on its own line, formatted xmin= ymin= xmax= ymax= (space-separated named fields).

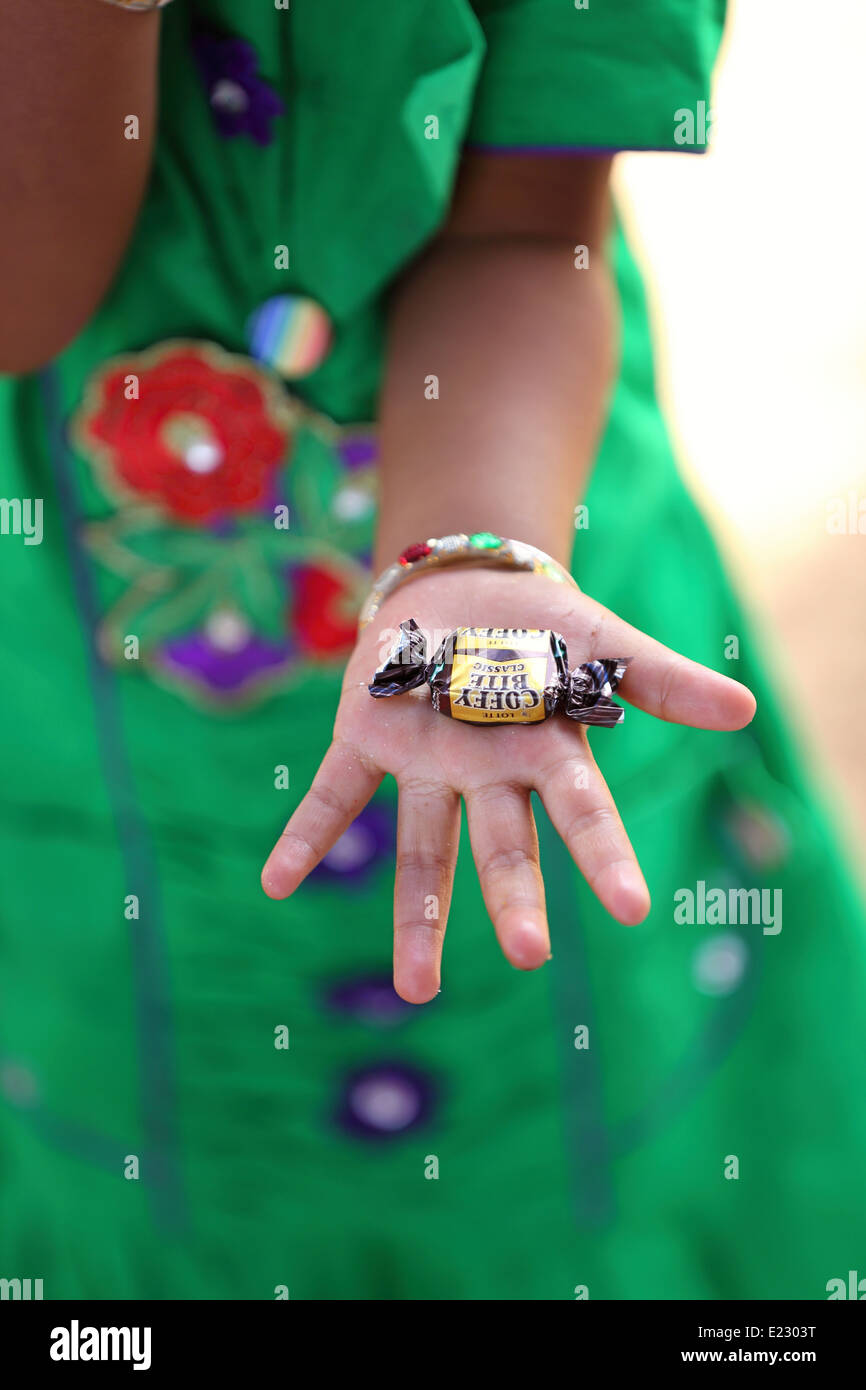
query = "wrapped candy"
xmin=369 ymin=620 xmax=629 ymax=727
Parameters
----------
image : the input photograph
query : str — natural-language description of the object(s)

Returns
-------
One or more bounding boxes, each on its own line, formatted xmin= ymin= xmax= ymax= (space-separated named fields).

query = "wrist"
xmin=362 ymin=565 xmax=581 ymax=652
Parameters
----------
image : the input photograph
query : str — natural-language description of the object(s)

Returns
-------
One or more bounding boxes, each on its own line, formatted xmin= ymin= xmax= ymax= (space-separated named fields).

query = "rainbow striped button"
xmin=246 ymin=294 xmax=333 ymax=378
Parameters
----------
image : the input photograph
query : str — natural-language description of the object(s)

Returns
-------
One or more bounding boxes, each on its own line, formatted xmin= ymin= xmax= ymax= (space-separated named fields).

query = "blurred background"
xmin=614 ymin=0 xmax=866 ymax=873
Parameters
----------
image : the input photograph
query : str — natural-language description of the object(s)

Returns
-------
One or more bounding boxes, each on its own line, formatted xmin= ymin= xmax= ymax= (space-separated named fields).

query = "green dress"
xmin=1 ymin=0 xmax=864 ymax=1300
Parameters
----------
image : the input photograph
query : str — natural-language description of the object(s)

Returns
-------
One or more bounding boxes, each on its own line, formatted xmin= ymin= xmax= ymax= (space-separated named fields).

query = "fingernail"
xmin=510 ymin=923 xmax=550 ymax=970
xmin=614 ymin=865 xmax=651 ymax=925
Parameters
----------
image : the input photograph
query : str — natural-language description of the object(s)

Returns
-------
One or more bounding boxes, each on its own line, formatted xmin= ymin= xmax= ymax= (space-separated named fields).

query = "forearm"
xmin=375 ymin=157 xmax=618 ymax=572
xmin=0 ymin=0 xmax=160 ymax=373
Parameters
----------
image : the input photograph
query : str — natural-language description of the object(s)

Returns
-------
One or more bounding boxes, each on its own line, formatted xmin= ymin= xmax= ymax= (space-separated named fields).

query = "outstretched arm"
xmin=263 ymin=152 xmax=756 ymax=1003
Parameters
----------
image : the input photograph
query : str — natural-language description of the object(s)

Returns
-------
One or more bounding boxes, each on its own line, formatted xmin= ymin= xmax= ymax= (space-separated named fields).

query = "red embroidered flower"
xmin=292 ymin=564 xmax=359 ymax=656
xmin=75 ymin=341 xmax=294 ymax=524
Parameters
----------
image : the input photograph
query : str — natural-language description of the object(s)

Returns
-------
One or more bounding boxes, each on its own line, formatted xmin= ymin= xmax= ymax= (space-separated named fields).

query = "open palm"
xmin=262 ymin=566 xmax=756 ymax=1002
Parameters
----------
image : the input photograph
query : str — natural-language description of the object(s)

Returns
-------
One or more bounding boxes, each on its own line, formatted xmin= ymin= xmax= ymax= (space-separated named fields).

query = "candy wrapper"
xmin=369 ymin=620 xmax=629 ymax=727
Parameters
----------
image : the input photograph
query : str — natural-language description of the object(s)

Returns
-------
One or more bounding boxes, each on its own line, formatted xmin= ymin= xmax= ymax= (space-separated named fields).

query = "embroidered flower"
xmin=75 ymin=342 xmax=294 ymax=525
xmin=158 ymin=606 xmax=294 ymax=699
xmin=192 ymin=33 xmax=284 ymax=145
xmin=73 ymin=338 xmax=376 ymax=710
xmin=336 ymin=1063 xmax=437 ymax=1140
xmin=291 ymin=563 xmax=361 ymax=656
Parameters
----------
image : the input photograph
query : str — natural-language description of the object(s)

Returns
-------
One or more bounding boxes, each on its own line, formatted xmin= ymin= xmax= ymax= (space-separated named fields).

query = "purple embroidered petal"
xmin=158 ymin=627 xmax=293 ymax=693
xmin=337 ymin=434 xmax=379 ymax=470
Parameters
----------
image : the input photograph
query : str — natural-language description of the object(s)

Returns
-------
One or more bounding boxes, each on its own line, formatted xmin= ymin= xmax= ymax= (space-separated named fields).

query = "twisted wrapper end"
xmin=368 ymin=619 xmax=430 ymax=697
xmin=564 ymin=657 xmax=631 ymax=727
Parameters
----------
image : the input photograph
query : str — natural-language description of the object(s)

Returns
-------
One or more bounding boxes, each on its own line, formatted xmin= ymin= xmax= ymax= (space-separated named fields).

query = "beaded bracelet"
xmin=358 ymin=532 xmax=579 ymax=629
xmin=98 ymin=1 xmax=173 ymax=11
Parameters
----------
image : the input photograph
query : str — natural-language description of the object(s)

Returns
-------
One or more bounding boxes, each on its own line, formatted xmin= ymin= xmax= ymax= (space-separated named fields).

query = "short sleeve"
xmin=466 ymin=0 xmax=727 ymax=152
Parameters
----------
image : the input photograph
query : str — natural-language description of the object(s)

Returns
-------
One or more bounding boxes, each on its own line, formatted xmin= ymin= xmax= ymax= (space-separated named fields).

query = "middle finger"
xmin=464 ymin=782 xmax=550 ymax=971
xmin=394 ymin=778 xmax=461 ymax=1003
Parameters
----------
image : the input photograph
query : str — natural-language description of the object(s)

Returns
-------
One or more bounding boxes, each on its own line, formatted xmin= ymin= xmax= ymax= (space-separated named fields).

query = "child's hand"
xmin=261 ymin=567 xmax=756 ymax=1002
